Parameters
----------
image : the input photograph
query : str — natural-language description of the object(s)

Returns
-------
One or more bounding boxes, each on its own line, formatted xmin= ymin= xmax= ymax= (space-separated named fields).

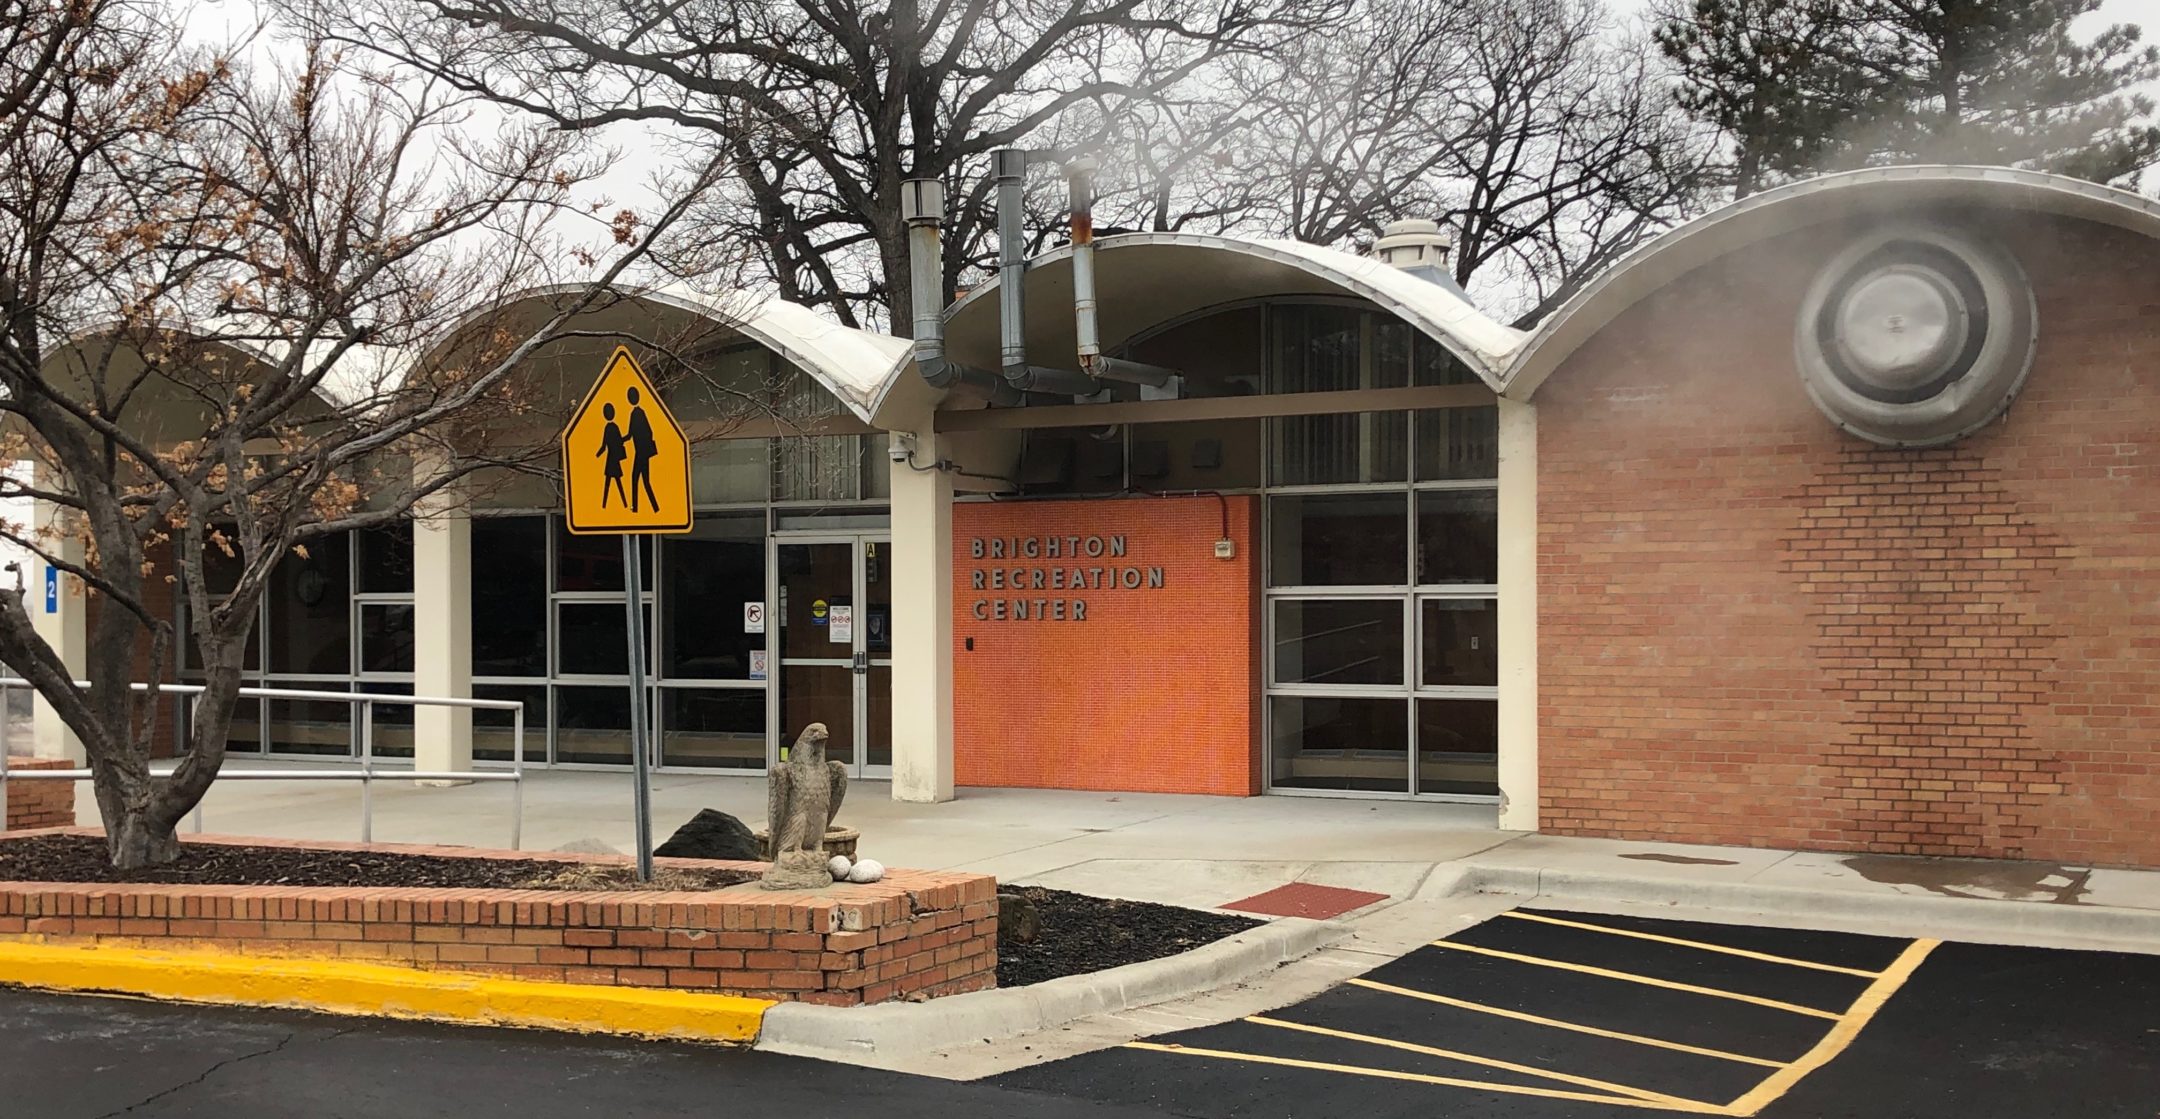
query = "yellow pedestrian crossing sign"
xmin=561 ymin=347 xmax=693 ymax=535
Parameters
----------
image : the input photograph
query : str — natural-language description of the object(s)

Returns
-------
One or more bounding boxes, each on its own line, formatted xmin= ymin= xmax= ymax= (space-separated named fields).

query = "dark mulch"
xmin=997 ymin=886 xmax=1262 ymax=988
xmin=0 ymin=834 xmax=757 ymax=892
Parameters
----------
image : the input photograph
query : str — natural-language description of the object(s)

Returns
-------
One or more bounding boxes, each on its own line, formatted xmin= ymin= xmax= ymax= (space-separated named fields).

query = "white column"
xmin=1495 ymin=397 xmax=1539 ymax=831
xmin=28 ymin=493 xmax=86 ymax=761
xmin=887 ymin=429 xmax=954 ymax=803
xmin=410 ymin=477 xmax=473 ymax=775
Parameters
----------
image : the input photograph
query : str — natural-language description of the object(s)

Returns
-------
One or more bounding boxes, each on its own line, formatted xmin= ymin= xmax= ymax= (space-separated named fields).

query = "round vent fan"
xmin=1794 ymin=224 xmax=2037 ymax=447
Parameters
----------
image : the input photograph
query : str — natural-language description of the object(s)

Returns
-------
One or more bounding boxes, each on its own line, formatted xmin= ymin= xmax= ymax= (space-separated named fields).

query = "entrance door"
xmin=773 ymin=536 xmax=891 ymax=777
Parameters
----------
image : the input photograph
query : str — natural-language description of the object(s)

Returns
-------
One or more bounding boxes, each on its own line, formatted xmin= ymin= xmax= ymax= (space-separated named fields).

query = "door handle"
xmin=852 ymin=651 xmax=867 ymax=675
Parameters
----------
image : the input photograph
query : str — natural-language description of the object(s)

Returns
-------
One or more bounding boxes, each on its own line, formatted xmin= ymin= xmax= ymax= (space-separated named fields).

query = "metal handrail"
xmin=0 ymin=678 xmax=526 ymax=850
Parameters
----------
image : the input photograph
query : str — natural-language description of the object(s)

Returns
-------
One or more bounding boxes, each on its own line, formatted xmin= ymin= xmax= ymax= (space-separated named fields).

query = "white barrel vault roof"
xmin=1500 ymin=165 xmax=2160 ymax=400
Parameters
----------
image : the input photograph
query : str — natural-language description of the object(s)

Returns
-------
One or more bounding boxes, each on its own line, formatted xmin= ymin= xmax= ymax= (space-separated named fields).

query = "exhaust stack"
xmin=904 ymin=177 xmax=1016 ymax=403
xmin=994 ymin=149 xmax=1099 ymax=396
xmin=1065 ymin=157 xmax=1180 ymax=389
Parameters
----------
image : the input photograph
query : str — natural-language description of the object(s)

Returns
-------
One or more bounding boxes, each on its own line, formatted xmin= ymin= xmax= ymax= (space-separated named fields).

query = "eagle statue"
xmin=760 ymin=723 xmax=848 ymax=890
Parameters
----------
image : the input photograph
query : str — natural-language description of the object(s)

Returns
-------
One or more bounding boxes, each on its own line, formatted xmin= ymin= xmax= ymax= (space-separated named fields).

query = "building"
xmin=24 ymin=165 xmax=2160 ymax=867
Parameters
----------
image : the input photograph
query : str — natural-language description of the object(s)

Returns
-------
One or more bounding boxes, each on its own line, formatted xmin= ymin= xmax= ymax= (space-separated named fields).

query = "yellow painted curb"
xmin=0 ymin=941 xmax=774 ymax=1043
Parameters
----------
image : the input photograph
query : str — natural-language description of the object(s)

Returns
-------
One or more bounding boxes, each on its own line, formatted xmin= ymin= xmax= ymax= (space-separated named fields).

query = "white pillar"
xmin=1495 ymin=397 xmax=1538 ymax=831
xmin=411 ymin=480 xmax=472 ymax=774
xmin=28 ymin=494 xmax=86 ymax=762
xmin=887 ymin=429 xmax=953 ymax=803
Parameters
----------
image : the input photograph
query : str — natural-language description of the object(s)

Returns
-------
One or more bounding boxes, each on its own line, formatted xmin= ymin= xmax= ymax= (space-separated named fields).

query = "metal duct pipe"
xmin=1065 ymin=156 xmax=1180 ymax=389
xmin=902 ymin=177 xmax=1015 ymax=403
xmin=993 ymin=149 xmax=1099 ymax=396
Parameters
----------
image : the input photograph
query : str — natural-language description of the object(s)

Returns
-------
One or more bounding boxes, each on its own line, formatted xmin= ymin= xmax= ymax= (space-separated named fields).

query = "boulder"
xmin=652 ymin=809 xmax=762 ymax=861
xmin=845 ymin=858 xmax=885 ymax=884
xmin=997 ymin=890 xmax=1041 ymax=945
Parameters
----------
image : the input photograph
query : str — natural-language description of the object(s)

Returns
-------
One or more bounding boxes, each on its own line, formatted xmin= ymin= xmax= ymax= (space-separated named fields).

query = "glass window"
xmin=356 ymin=523 xmax=413 ymax=594
xmin=357 ymin=603 xmax=414 ymax=674
xmin=1272 ymin=600 xmax=1403 ymax=686
xmin=471 ymin=517 xmax=547 ymax=677
xmin=555 ymin=685 xmax=637 ymax=764
xmin=1415 ymin=334 xmax=1483 ymax=387
xmin=554 ymin=523 xmax=652 ymax=593
xmin=360 ymin=682 xmax=414 ymax=758
xmin=1270 ymin=411 xmax=1408 ymax=486
xmin=1270 ymin=304 xmax=1365 ymax=393
xmin=1416 ymin=490 xmax=1499 ymax=586
xmin=266 ymin=693 xmax=352 ymax=756
xmin=266 ymin=536 xmax=351 ymax=675
xmin=1418 ymin=698 xmax=1498 ymax=795
xmin=662 ymin=514 xmax=765 ymax=680
xmin=473 ymin=684 xmax=546 ymax=763
xmin=692 ymin=437 xmax=771 ymax=504
xmin=661 ymin=688 xmax=764 ymax=770
xmin=223 ymin=697 xmax=266 ymax=753
xmin=200 ymin=534 xmax=244 ymax=595
xmin=1420 ymin=599 xmax=1498 ymax=688
xmin=1371 ymin=321 xmax=1415 ymax=390
xmin=1127 ymin=305 xmax=1262 ymax=397
xmin=1268 ymin=493 xmax=1407 ymax=587
xmin=1130 ymin=418 xmax=1262 ymax=491
xmin=1416 ymin=407 xmax=1499 ymax=481
xmin=555 ymin=602 xmax=650 ymax=676
xmin=775 ymin=434 xmax=880 ymax=502
xmin=1268 ymin=695 xmax=1408 ymax=793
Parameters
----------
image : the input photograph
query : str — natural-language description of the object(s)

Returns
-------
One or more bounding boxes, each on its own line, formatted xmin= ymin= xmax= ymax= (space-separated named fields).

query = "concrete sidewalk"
xmin=122 ymin=766 xmax=2160 ymax=928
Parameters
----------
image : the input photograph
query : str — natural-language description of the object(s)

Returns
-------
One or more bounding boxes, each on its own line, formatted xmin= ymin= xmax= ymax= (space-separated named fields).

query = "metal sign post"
xmin=623 ymin=536 xmax=655 ymax=881
xmin=560 ymin=346 xmax=694 ymax=883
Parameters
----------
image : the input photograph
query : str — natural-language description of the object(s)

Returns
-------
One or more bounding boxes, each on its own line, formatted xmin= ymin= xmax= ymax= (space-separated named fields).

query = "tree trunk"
xmin=107 ymin=805 xmax=181 ymax=869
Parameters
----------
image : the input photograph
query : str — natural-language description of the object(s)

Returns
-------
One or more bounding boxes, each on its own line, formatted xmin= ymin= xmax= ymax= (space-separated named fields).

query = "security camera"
xmin=887 ymin=433 xmax=917 ymax=463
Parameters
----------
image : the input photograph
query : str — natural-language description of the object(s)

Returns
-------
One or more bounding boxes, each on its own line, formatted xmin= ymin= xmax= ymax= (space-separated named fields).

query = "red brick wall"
xmin=953 ymin=495 xmax=1260 ymax=795
xmin=0 ymin=831 xmax=996 ymax=1006
xmin=1536 ymin=213 xmax=2160 ymax=866
xmin=3 ymin=759 xmax=76 ymax=831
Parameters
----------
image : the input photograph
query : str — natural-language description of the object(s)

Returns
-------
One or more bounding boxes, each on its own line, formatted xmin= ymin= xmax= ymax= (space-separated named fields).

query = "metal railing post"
xmin=358 ymin=699 xmax=374 ymax=844
xmin=510 ymin=702 xmax=525 ymax=851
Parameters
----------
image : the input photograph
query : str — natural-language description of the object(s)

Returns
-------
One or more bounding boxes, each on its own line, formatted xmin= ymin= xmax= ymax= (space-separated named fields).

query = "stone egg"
xmin=828 ymin=855 xmax=853 ymax=880
xmin=846 ymin=858 xmax=885 ymax=884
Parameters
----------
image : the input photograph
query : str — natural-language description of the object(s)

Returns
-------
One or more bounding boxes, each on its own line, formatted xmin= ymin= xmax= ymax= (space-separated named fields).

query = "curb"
xmin=755 ymin=915 xmax=1348 ymax=1060
xmin=1451 ymin=862 xmax=2160 ymax=944
xmin=0 ymin=941 xmax=772 ymax=1042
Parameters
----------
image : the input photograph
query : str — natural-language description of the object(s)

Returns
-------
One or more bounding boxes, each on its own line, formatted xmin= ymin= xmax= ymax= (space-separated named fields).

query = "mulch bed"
xmin=0 ymin=834 xmax=757 ymax=892
xmin=998 ymin=886 xmax=1262 ymax=988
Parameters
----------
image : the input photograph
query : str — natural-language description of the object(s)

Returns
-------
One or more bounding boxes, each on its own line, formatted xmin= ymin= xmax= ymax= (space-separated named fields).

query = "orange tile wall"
xmin=1535 ymin=213 xmax=2160 ymax=867
xmin=953 ymin=495 xmax=1259 ymax=795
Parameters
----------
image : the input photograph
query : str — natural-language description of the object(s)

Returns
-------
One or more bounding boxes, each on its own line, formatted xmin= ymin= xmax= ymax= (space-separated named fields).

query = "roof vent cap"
xmin=1372 ymin=219 xmax=1454 ymax=271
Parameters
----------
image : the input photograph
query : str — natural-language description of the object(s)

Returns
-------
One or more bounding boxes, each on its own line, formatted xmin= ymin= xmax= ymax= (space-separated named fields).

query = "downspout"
xmin=1065 ymin=156 xmax=1181 ymax=388
xmin=993 ymin=149 xmax=1099 ymax=396
xmin=902 ymin=177 xmax=1015 ymax=403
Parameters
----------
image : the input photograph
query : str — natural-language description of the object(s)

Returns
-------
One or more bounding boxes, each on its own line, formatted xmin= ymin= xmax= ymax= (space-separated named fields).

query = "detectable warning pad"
xmin=1222 ymin=882 xmax=1389 ymax=920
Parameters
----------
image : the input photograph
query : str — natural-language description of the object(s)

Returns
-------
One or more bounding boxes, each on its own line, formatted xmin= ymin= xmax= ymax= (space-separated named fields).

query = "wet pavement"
xmin=996 ymin=908 xmax=2160 ymax=1117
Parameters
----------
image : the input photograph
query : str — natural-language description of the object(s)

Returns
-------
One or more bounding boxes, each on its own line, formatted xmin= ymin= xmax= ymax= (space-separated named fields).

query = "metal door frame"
xmin=768 ymin=532 xmax=891 ymax=779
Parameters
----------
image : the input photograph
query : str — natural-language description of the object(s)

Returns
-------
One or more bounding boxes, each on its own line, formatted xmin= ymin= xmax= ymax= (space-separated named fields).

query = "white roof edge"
xmin=45 ymin=319 xmax=380 ymax=411
xmin=869 ymin=231 xmax=1525 ymax=418
xmin=1503 ymin=165 xmax=2160 ymax=400
xmin=419 ymin=283 xmax=907 ymax=423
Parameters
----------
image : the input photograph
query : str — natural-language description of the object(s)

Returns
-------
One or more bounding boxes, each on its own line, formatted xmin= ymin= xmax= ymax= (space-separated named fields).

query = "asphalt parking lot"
xmin=996 ymin=907 xmax=2160 ymax=1118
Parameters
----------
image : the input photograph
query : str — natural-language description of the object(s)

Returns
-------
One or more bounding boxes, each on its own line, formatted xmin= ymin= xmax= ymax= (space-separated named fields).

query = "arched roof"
xmin=1502 ymin=165 xmax=2160 ymax=400
xmin=870 ymin=231 xmax=1526 ymax=425
xmin=421 ymin=285 xmax=908 ymax=422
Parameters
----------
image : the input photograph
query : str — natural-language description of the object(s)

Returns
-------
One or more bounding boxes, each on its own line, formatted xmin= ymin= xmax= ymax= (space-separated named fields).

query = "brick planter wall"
xmin=4 ymin=759 xmax=77 ymax=831
xmin=0 ymin=831 xmax=996 ymax=1005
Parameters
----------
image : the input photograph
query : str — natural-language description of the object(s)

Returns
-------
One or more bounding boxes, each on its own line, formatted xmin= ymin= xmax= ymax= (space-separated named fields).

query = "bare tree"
xmin=291 ymin=0 xmax=1346 ymax=332
xmin=0 ymin=2 xmax=733 ymax=867
xmin=1082 ymin=0 xmax=1715 ymax=324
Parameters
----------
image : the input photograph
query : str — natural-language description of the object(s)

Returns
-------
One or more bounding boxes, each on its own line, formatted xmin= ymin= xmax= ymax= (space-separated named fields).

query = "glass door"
xmin=773 ymin=535 xmax=891 ymax=777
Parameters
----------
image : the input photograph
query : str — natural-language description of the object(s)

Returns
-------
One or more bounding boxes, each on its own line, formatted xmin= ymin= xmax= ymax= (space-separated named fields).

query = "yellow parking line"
xmin=1721 ymin=938 xmax=1939 ymax=1116
xmin=1347 ymin=978 xmax=1786 ymax=1068
xmin=1501 ymin=912 xmax=1884 ymax=979
xmin=1427 ymin=940 xmax=1843 ymax=1020
xmin=1122 ymin=1041 xmax=1731 ymax=1114
xmin=1245 ymin=1015 xmax=1725 ymax=1110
